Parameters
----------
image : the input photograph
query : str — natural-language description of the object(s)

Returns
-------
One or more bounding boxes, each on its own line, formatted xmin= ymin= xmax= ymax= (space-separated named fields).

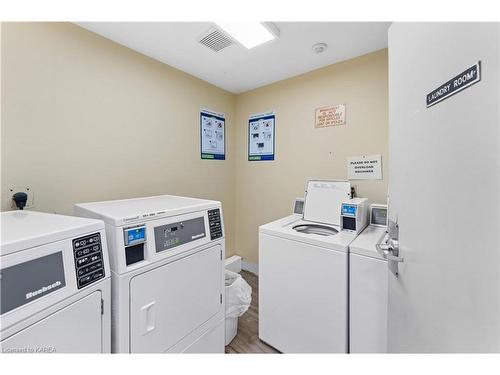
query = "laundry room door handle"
xmin=140 ymin=302 xmax=156 ymax=335
xmin=385 ymin=219 xmax=404 ymax=277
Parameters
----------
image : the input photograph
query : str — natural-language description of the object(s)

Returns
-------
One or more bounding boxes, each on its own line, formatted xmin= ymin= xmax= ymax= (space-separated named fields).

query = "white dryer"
xmin=75 ymin=195 xmax=225 ymax=353
xmin=0 ymin=211 xmax=111 ymax=353
xmin=259 ymin=180 xmax=355 ymax=353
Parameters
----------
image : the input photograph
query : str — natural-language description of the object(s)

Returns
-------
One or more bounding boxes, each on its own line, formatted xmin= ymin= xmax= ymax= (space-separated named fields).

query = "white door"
xmin=1 ymin=291 xmax=103 ymax=353
xmin=387 ymin=23 xmax=500 ymax=352
xmin=129 ymin=245 xmax=223 ymax=353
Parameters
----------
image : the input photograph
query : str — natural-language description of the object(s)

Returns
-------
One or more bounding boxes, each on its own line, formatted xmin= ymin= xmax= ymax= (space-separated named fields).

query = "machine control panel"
xmin=208 ymin=209 xmax=223 ymax=240
xmin=340 ymin=198 xmax=369 ymax=234
xmin=154 ymin=217 xmax=206 ymax=253
xmin=72 ymin=233 xmax=105 ymax=289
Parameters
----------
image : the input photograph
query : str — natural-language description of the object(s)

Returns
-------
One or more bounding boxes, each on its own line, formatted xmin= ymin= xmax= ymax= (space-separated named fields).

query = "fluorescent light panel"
xmin=215 ymin=22 xmax=276 ymax=49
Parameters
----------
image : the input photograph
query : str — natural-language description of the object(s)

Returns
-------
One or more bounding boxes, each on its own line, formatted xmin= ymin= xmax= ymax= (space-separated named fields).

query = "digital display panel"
xmin=371 ymin=207 xmax=388 ymax=226
xmin=341 ymin=204 xmax=357 ymax=217
xmin=125 ymin=227 xmax=146 ymax=245
xmin=294 ymin=200 xmax=304 ymax=215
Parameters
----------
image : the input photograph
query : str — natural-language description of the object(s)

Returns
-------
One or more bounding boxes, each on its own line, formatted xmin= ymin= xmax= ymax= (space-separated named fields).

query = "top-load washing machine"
xmin=259 ymin=180 xmax=356 ymax=353
xmin=75 ymin=195 xmax=225 ymax=353
xmin=0 ymin=211 xmax=111 ymax=353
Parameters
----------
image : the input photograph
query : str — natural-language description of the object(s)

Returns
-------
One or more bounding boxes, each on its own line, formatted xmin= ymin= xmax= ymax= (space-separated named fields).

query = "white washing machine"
xmin=0 ymin=211 xmax=111 ymax=353
xmin=75 ymin=195 xmax=225 ymax=353
xmin=259 ymin=180 xmax=356 ymax=353
xmin=349 ymin=225 xmax=388 ymax=353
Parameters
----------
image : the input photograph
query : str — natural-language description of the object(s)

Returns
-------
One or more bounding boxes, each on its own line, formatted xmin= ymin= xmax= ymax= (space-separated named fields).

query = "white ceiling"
xmin=77 ymin=22 xmax=390 ymax=94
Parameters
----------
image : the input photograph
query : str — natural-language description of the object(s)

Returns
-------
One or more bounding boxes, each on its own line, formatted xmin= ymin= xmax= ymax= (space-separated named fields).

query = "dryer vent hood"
xmin=302 ymin=180 xmax=351 ymax=226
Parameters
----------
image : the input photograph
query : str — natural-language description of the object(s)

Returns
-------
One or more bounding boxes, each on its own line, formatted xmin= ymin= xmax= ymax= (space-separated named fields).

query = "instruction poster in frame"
xmin=248 ymin=112 xmax=275 ymax=161
xmin=200 ymin=109 xmax=225 ymax=160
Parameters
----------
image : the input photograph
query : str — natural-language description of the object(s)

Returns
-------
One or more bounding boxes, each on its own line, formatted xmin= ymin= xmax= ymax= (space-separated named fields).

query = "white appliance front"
xmin=129 ymin=244 xmax=223 ymax=353
xmin=75 ymin=196 xmax=226 ymax=353
xmin=2 ymin=291 xmax=103 ymax=353
xmin=0 ymin=211 xmax=111 ymax=354
xmin=259 ymin=233 xmax=348 ymax=353
xmin=349 ymin=226 xmax=388 ymax=353
xmin=349 ymin=253 xmax=387 ymax=353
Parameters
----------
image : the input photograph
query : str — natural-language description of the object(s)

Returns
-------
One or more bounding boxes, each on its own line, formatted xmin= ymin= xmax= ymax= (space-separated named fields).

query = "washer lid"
xmin=303 ymin=180 xmax=351 ymax=225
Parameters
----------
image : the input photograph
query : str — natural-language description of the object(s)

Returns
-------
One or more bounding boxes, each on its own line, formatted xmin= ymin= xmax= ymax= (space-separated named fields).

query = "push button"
xmin=77 ymin=256 xmax=89 ymax=267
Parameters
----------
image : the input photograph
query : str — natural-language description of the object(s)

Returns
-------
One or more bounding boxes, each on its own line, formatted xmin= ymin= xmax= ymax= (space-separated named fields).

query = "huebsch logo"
xmin=26 ymin=281 xmax=62 ymax=300
xmin=191 ymin=233 xmax=205 ymax=240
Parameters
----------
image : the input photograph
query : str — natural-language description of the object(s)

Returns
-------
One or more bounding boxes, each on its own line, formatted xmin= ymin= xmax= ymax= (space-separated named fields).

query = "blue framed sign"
xmin=200 ymin=109 xmax=225 ymax=160
xmin=248 ymin=112 xmax=275 ymax=161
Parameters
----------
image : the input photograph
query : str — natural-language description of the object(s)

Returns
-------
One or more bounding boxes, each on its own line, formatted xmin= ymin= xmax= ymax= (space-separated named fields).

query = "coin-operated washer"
xmin=259 ymin=180 xmax=357 ymax=353
xmin=349 ymin=203 xmax=389 ymax=353
xmin=0 ymin=211 xmax=111 ymax=353
xmin=75 ymin=195 xmax=225 ymax=353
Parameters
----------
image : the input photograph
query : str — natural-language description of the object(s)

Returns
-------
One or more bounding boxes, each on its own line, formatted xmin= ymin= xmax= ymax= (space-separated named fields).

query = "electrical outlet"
xmin=9 ymin=186 xmax=35 ymax=209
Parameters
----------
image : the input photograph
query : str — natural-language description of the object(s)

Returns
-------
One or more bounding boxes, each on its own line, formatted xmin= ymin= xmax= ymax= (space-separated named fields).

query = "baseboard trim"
xmin=225 ymin=255 xmax=242 ymax=273
xmin=241 ymin=260 xmax=258 ymax=275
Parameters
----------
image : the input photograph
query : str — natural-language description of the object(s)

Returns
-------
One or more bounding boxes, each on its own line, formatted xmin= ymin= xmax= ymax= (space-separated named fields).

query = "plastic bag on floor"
xmin=225 ymin=270 xmax=252 ymax=318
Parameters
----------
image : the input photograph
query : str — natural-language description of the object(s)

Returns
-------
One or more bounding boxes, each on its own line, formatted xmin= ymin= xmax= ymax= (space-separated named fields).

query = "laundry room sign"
xmin=347 ymin=154 xmax=382 ymax=180
xmin=315 ymin=104 xmax=345 ymax=128
xmin=426 ymin=62 xmax=481 ymax=107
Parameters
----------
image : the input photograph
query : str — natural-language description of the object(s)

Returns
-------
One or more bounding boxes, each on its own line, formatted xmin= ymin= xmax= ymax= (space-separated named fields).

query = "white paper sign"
xmin=315 ymin=104 xmax=345 ymax=128
xmin=347 ymin=154 xmax=382 ymax=180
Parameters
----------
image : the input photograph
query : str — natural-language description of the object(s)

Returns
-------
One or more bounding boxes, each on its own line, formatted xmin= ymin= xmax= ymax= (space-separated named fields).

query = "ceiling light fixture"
xmin=215 ymin=22 xmax=279 ymax=49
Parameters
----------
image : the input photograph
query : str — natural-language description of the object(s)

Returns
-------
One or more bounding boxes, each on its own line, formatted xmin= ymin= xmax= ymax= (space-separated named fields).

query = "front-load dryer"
xmin=259 ymin=180 xmax=356 ymax=353
xmin=0 ymin=211 xmax=111 ymax=353
xmin=75 ymin=195 xmax=225 ymax=353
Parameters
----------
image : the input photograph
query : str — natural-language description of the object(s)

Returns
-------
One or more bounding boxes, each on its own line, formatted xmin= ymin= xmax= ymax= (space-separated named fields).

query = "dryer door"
xmin=1 ymin=291 xmax=103 ymax=353
xmin=129 ymin=245 xmax=223 ymax=353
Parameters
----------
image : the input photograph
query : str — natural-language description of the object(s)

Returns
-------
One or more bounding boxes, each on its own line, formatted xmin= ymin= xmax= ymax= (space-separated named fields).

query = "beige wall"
xmin=0 ymin=22 xmax=237 ymax=255
xmin=233 ymin=49 xmax=388 ymax=264
xmin=1 ymin=23 xmax=388 ymax=264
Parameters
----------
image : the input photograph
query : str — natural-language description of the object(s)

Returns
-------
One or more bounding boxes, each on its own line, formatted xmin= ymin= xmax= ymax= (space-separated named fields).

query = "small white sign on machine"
xmin=347 ymin=154 xmax=382 ymax=180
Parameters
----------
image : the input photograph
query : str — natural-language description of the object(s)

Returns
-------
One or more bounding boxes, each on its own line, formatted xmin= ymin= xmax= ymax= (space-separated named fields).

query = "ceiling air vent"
xmin=198 ymin=27 xmax=234 ymax=52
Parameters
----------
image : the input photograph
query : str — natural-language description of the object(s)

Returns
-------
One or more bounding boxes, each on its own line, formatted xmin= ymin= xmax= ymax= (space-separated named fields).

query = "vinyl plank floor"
xmin=225 ymin=270 xmax=280 ymax=354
